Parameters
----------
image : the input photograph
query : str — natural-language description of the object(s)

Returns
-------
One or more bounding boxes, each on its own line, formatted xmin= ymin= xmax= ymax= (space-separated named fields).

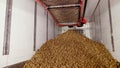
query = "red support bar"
xmin=77 ymin=0 xmax=83 ymax=25
xmin=35 ymin=0 xmax=48 ymax=9
xmin=81 ymin=18 xmax=87 ymax=24
xmin=79 ymin=0 xmax=87 ymax=25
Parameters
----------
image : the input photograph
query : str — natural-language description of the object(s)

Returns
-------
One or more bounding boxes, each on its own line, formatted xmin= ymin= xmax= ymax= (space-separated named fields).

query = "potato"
xmin=24 ymin=30 xmax=120 ymax=68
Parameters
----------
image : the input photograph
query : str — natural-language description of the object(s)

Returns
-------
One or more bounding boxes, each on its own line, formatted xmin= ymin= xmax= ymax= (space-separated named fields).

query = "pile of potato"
xmin=24 ymin=30 xmax=120 ymax=68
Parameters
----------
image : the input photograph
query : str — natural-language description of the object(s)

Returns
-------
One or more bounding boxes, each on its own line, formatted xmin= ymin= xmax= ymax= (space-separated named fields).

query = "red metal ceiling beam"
xmin=35 ymin=0 xmax=86 ymax=27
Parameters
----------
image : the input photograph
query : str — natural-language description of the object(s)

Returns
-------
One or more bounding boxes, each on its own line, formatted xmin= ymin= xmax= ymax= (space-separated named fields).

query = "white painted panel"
xmin=100 ymin=12 xmax=112 ymax=51
xmin=54 ymin=25 xmax=60 ymax=37
xmin=90 ymin=0 xmax=112 ymax=51
xmin=0 ymin=0 xmax=6 ymax=56
xmin=110 ymin=0 xmax=120 ymax=61
xmin=84 ymin=23 xmax=91 ymax=39
xmin=36 ymin=4 xmax=47 ymax=50
xmin=8 ymin=0 xmax=35 ymax=66
xmin=85 ymin=0 xmax=99 ymax=18
xmin=99 ymin=0 xmax=109 ymax=14
xmin=0 ymin=0 xmax=8 ymax=68
xmin=89 ymin=0 xmax=120 ymax=62
xmin=48 ymin=15 xmax=55 ymax=40
xmin=2 ymin=0 xmax=59 ymax=66
xmin=36 ymin=5 xmax=60 ymax=50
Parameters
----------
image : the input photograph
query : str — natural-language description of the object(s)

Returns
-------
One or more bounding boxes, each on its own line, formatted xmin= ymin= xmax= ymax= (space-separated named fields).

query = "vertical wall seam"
xmin=33 ymin=2 xmax=37 ymax=51
xmin=46 ymin=11 xmax=48 ymax=41
xmin=93 ymin=14 xmax=96 ymax=40
xmin=3 ymin=0 xmax=9 ymax=55
xmin=94 ymin=14 xmax=97 ymax=41
xmin=108 ymin=0 xmax=115 ymax=52
xmin=98 ymin=4 xmax=102 ymax=42
xmin=54 ymin=23 xmax=55 ymax=37
xmin=3 ymin=0 xmax=13 ymax=55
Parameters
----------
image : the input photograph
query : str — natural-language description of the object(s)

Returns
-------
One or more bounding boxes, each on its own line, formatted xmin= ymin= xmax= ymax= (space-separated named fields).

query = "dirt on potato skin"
xmin=24 ymin=30 xmax=120 ymax=68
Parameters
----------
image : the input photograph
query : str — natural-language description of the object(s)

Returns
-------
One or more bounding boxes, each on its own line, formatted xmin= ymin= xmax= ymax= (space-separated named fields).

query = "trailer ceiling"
xmin=36 ymin=0 xmax=100 ymax=25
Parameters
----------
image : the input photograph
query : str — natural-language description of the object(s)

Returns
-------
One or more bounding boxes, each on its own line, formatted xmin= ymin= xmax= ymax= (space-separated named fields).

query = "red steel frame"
xmin=35 ymin=0 xmax=86 ymax=27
